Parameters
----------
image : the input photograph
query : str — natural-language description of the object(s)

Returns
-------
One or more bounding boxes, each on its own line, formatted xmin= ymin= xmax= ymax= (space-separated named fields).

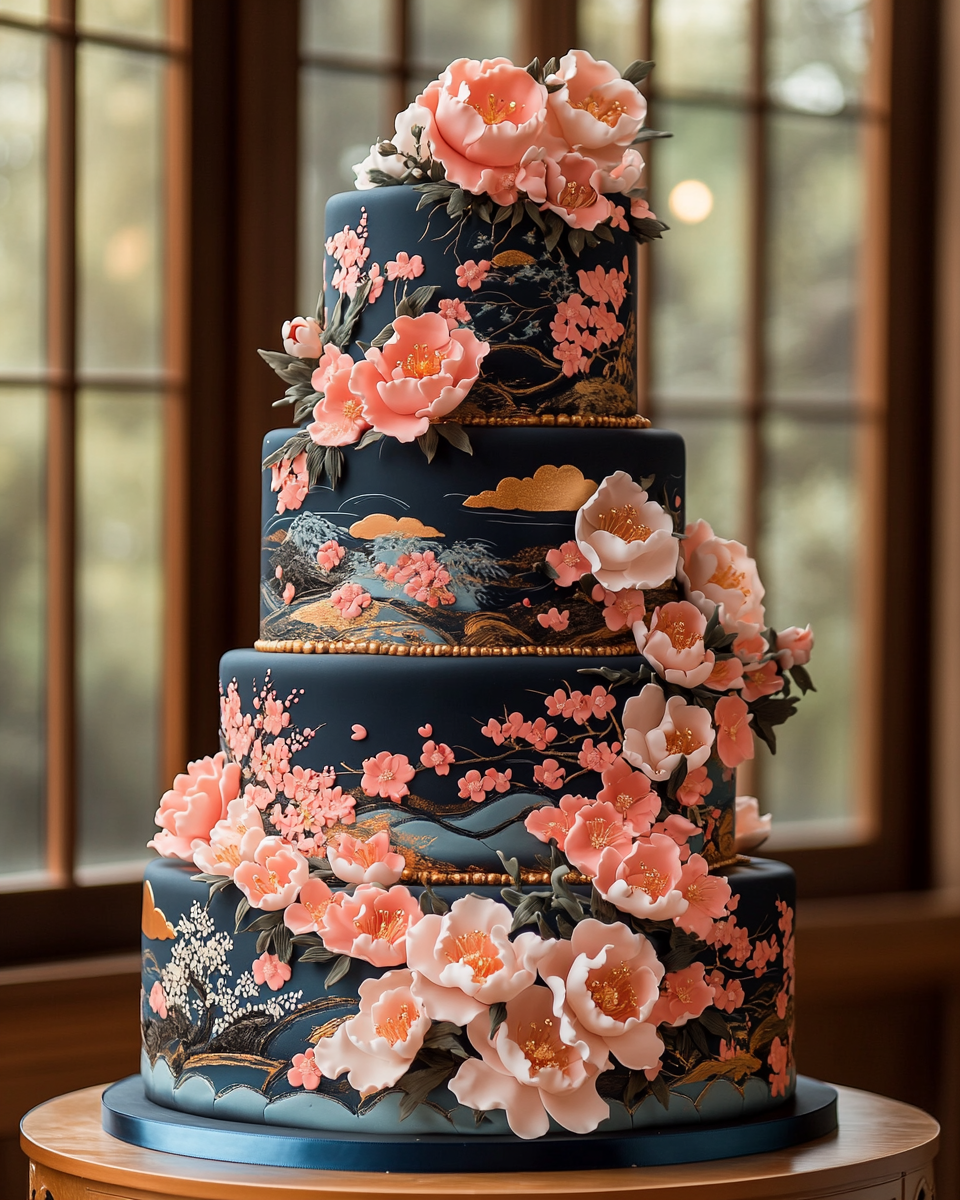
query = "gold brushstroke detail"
xmin=254 ymin=638 xmax=636 ymax=658
xmin=309 ymin=1015 xmax=353 ymax=1044
xmin=456 ymin=414 xmax=649 ymax=428
xmin=183 ymin=1053 xmax=285 ymax=1073
xmin=142 ymin=880 xmax=175 ymax=941
xmin=348 ymin=514 xmax=445 ymax=540
xmin=492 ymin=249 xmax=536 ymax=267
xmin=464 ymin=464 xmax=598 ymax=512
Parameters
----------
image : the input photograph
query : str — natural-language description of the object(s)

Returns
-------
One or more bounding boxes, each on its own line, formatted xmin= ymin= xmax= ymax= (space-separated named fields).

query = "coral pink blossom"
xmin=252 ymin=951 xmax=292 ymax=992
xmin=287 ymin=1048 xmax=322 ymax=1090
xmin=735 ymin=795 xmax=772 ymax=853
xmin=310 ymin=343 xmax=349 ymax=393
xmin=673 ymin=853 xmax=732 ymax=939
xmin=593 ymin=834 xmax=687 ymax=920
xmin=360 ymin=751 xmax=415 ymax=803
xmin=703 ymin=657 xmax=745 ymax=691
xmin=270 ymin=452 xmax=309 ymax=514
xmin=407 ymin=896 xmax=543 ymax=1024
xmin=148 ymin=981 xmax=167 ymax=1019
xmin=420 ymin=739 xmax=455 ymax=775
xmin=449 ymin=983 xmax=610 ymax=1140
xmin=546 ymin=50 xmax=647 ymax=160
xmin=578 ymin=259 xmax=630 ymax=308
xmin=455 ymin=258 xmax=492 ymax=291
xmin=538 ymin=918 xmax=664 ymax=1072
xmin=776 ymin=624 xmax=814 ymax=669
xmin=330 ymin=582 xmax=372 ymax=619
xmin=622 ymin=684 xmax=715 ymax=782
xmin=769 ymin=1036 xmax=791 ymax=1097
xmin=327 ymin=830 xmax=405 ymax=886
xmin=734 ymin=631 xmax=768 ymax=664
xmin=283 ymin=877 xmax=339 ymax=934
xmin=524 ymin=793 xmax=591 ymax=849
xmin=564 ymin=800 xmax=632 ymax=877
xmin=714 ymin=695 xmax=754 ymax=769
xmin=485 ymin=767 xmax=512 ymax=792
xmin=349 ymin=311 xmax=489 ymax=442
xmin=631 ymin=196 xmax=656 ymax=220
xmin=639 ymin=601 xmax=715 ymax=688
xmin=523 ymin=151 xmax=614 ymax=230
xmin=679 ymin=519 xmax=766 ymax=639
xmin=385 ymin=252 xmax=424 ymax=281
xmin=191 ymin=795 xmax=265 ymax=877
xmin=651 ymin=962 xmax=715 ymax=1027
xmin=282 ymin=316 xmax=322 ymax=358
xmin=438 ymin=297 xmax=470 ymax=326
xmin=546 ymin=540 xmax=591 ymax=587
xmin=676 ymin=765 xmax=714 ymax=808
xmin=595 ymin=585 xmax=646 ymax=632
xmin=318 ymin=884 xmax=421 ymax=967
xmin=708 ymin=970 xmax=745 ymax=1014
xmin=150 ymin=753 xmax=241 ymax=860
xmin=576 ymin=471 xmax=678 ymax=591
xmin=316 ymin=539 xmax=346 ymax=573
xmin=458 ymin=768 xmax=495 ymax=802
xmin=282 ymin=582 xmax=295 ymax=605
xmin=533 ymin=758 xmax=566 ymax=790
xmin=312 ymin=968 xmax=430 ymax=1097
xmin=741 ymin=659 xmax=784 ymax=702
xmin=417 ymin=59 xmax=548 ymax=204
xmin=537 ymin=607 xmax=570 ymax=631
xmin=578 ymin=738 xmax=622 ymax=772
xmin=597 ymin=757 xmax=660 ymax=835
xmin=234 ymin=836 xmax=309 ymax=911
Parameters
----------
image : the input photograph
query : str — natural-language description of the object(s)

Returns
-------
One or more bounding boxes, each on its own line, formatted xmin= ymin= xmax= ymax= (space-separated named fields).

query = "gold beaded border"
xmin=457 ymin=413 xmax=650 ymax=428
xmin=401 ymin=868 xmax=590 ymax=886
xmin=254 ymin=638 xmax=637 ymax=658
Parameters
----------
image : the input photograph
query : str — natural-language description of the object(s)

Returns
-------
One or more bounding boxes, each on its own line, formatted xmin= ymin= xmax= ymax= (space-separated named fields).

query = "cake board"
xmin=101 ymin=1074 xmax=838 ymax=1173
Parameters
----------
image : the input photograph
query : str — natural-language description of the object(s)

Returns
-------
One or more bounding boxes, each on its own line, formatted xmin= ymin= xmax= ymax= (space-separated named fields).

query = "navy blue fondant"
xmin=260 ymin=425 xmax=685 ymax=648
xmin=104 ymin=1074 xmax=836 ymax=1172
xmin=324 ymin=187 xmax=639 ymax=420
xmin=141 ymin=856 xmax=795 ymax=1136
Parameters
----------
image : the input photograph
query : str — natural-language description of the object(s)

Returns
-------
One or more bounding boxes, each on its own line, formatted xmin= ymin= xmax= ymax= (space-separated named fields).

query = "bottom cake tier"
xmin=140 ymin=855 xmax=796 ymax=1138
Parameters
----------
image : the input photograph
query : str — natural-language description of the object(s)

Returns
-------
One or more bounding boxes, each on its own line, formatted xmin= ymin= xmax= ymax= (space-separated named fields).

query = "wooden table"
xmin=21 ymin=1083 xmax=938 ymax=1200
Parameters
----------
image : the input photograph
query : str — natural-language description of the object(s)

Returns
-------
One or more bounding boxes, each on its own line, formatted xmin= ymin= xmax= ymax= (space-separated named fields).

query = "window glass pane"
xmin=411 ymin=0 xmax=517 ymax=71
xmin=77 ymin=0 xmax=165 ymax=40
xmin=77 ymin=43 xmax=163 ymax=374
xmin=760 ymin=415 xmax=859 ymax=832
xmin=0 ymin=0 xmax=46 ymax=18
xmin=666 ymin=413 xmax=746 ymax=543
xmin=649 ymin=101 xmax=748 ymax=404
xmin=0 ymin=388 xmax=46 ymax=876
xmin=653 ymin=0 xmax=750 ymax=96
xmin=299 ymin=66 xmax=388 ymax=316
xmin=579 ymin=0 xmax=643 ymax=73
xmin=767 ymin=112 xmax=862 ymax=404
xmin=769 ymin=0 xmax=872 ymax=113
xmin=0 ymin=27 xmax=45 ymax=371
xmin=301 ymin=0 xmax=392 ymax=61
xmin=77 ymin=390 xmax=161 ymax=868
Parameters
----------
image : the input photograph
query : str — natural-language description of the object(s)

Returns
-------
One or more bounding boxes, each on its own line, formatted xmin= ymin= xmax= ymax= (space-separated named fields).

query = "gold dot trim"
xmin=401 ymin=869 xmax=591 ymax=886
xmin=254 ymin=639 xmax=637 ymax=658
xmin=457 ymin=414 xmax=650 ymax=428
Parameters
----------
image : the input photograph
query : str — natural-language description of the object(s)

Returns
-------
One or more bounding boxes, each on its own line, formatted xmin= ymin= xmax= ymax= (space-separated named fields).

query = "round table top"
xmin=21 ymin=1082 xmax=939 ymax=1200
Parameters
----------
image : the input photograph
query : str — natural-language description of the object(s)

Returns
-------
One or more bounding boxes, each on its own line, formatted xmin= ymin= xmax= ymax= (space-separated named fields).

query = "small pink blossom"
xmin=481 ymin=717 xmax=504 ymax=744
xmin=455 ymin=258 xmax=492 ymax=291
xmin=282 ymin=582 xmax=295 ymax=605
xmin=553 ymin=338 xmax=587 ymax=377
xmin=741 ymin=659 xmax=784 ymax=702
xmin=524 ymin=151 xmax=613 ymax=230
xmin=282 ymin=316 xmax=322 ymax=358
xmin=330 ymin=582 xmax=372 ymax=620
xmin=318 ymin=884 xmax=421 ymax=967
xmin=673 ymin=853 xmax=732 ymax=940
xmin=270 ymin=452 xmax=309 ymax=514
xmin=776 ymin=624 xmax=814 ymax=669
xmin=350 ymin=724 xmax=367 ymax=741
xmin=577 ymin=259 xmax=629 ymax=309
xmin=703 ymin=657 xmax=745 ymax=691
xmin=524 ymin=793 xmax=590 ymax=849
xmin=522 ymin=717 xmax=557 ymax=751
xmin=708 ymin=970 xmax=745 ymax=1014
xmin=596 ymin=586 xmax=646 ymax=632
xmin=385 ymin=251 xmax=424 ymax=281
xmin=714 ymin=695 xmax=754 ymax=769
xmin=458 ymin=768 xmax=495 ymax=802
xmin=748 ymin=936 xmax=779 ymax=978
xmin=234 ymin=836 xmax=309 ymax=911
xmin=596 ymin=757 xmax=659 ymax=835
xmin=537 ymin=607 xmax=569 ymax=631
xmin=148 ymin=981 xmax=167 ymax=1019
xmin=287 ymin=1048 xmax=322 ymax=1090
xmin=734 ymin=631 xmax=768 ymax=664
xmin=651 ymin=962 xmax=715 ymax=1027
xmin=564 ymin=800 xmax=632 ymax=877
xmin=485 ymin=767 xmax=512 ymax=792
xmin=676 ymin=765 xmax=714 ymax=808
xmin=367 ymin=261 xmax=384 ymax=302
xmin=316 ymin=539 xmax=346 ymax=573
xmin=577 ymin=739 xmax=621 ymax=772
xmin=420 ymin=739 xmax=455 ymax=775
xmin=252 ymin=952 xmax=292 ymax=991
xmin=545 ymin=540 xmax=591 ymax=587
xmin=533 ymin=758 xmax=566 ymax=790
xmin=360 ymin=751 xmax=415 ymax=803
xmin=438 ymin=297 xmax=470 ymax=327
xmin=769 ymin=1036 xmax=791 ymax=1097
xmin=283 ymin=877 xmax=339 ymax=934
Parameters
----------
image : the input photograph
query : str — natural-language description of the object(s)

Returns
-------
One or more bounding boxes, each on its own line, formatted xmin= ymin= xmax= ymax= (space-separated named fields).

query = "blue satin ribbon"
xmin=101 ymin=1076 xmax=837 ymax=1173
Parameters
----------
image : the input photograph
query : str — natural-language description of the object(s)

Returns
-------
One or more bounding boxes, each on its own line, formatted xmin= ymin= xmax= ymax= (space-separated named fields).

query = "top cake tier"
xmin=323 ymin=186 xmax=641 ymax=423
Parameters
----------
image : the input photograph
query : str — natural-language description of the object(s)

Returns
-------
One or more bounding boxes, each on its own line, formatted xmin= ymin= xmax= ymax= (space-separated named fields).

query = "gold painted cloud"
xmin=142 ymin=880 xmax=176 ymax=941
xmin=463 ymin=464 xmax=598 ymax=512
xmin=348 ymin=514 xmax=445 ymax=540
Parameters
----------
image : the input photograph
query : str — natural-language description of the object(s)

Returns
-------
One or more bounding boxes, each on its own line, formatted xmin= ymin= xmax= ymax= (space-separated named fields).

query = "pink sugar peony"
xmin=348 ymin=311 xmax=488 ymax=442
xmin=283 ymin=876 xmax=339 ymax=934
xmin=575 ymin=471 xmax=678 ymax=591
xmin=622 ymin=684 xmax=715 ymax=782
xmin=679 ymin=519 xmax=766 ymax=639
xmin=523 ymin=151 xmax=614 ymax=230
xmin=735 ymin=795 xmax=772 ymax=853
xmin=282 ymin=316 xmax=322 ymax=358
xmin=326 ymin=830 xmax=405 ymax=886
xmin=537 ymin=918 xmax=665 ymax=1071
xmin=640 ymin=601 xmax=715 ymax=688
xmin=150 ymin=753 xmax=242 ymax=860
xmin=714 ymin=695 xmax=754 ymax=769
xmin=593 ymin=833 xmax=687 ymax=920
xmin=360 ymin=751 xmax=415 ymax=802
xmin=596 ymin=757 xmax=660 ymax=835
xmin=318 ymin=883 xmax=421 ymax=967
xmin=407 ymin=895 xmax=543 ymax=1024
xmin=776 ymin=624 xmax=814 ymax=669
xmin=563 ymin=800 xmax=632 ymax=877
xmin=233 ymin=836 xmax=309 ymax=911
xmin=546 ymin=540 xmax=591 ymax=587
xmin=450 ymin=982 xmax=610 ymax=1139
xmin=673 ymin=853 xmax=732 ymax=940
xmin=252 ymin=951 xmax=292 ymax=991
xmin=676 ymin=764 xmax=714 ymax=808
xmin=524 ymin=793 xmax=591 ymax=849
xmin=308 ymin=350 xmax=372 ymax=447
xmin=651 ymin=962 xmax=715 ymax=1027
xmin=546 ymin=50 xmax=647 ymax=160
xmin=417 ymin=59 xmax=549 ymax=204
xmin=190 ymin=795 xmax=265 ymax=877
xmin=287 ymin=1047 xmax=322 ymax=1090
xmin=420 ymin=739 xmax=455 ymax=775
xmin=148 ymin=981 xmax=167 ymax=1019
xmin=312 ymin=968 xmax=430 ymax=1098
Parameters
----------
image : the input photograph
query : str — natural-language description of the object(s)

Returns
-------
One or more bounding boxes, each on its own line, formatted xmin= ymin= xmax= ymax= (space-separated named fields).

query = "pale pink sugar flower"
xmin=563 ymin=800 xmax=632 ymax=877
xmin=407 ymin=895 xmax=544 ymax=1024
xmin=252 ymin=951 xmax=292 ymax=992
xmin=546 ymin=50 xmax=647 ymax=158
xmin=735 ymin=795 xmax=772 ymax=853
xmin=190 ymin=795 xmax=265 ymax=877
xmin=315 ymin=539 xmax=346 ymax=573
xmin=150 ymin=752 xmax=242 ymax=860
xmin=385 ymin=252 xmax=424 ymax=281
xmin=367 ymin=262 xmax=384 ymax=303
xmin=148 ymin=981 xmax=168 ymax=1019
xmin=651 ymin=813 xmax=699 ymax=860
xmin=318 ymin=884 xmax=421 ymax=967
xmin=449 ymin=982 xmax=610 ymax=1140
xmin=524 ymin=793 xmax=591 ymax=850
xmin=596 ymin=756 xmax=660 ymax=835
xmin=714 ymin=694 xmax=754 ymax=770
xmin=679 ymin=518 xmax=766 ymax=640
xmin=233 ymin=836 xmax=309 ymax=911
xmin=281 ymin=316 xmax=322 ymax=358
xmin=593 ymin=833 xmax=687 ymax=920
xmin=650 ymin=962 xmax=715 ymax=1028
xmin=330 ymin=582 xmax=372 ymax=620
xmin=638 ymin=601 xmax=715 ymax=688
xmin=270 ymin=452 xmax=309 ymax=514
xmin=250 ymin=736 xmax=291 ymax=796
xmin=776 ymin=624 xmax=814 ymax=669
xmin=622 ymin=684 xmax=715 ymax=782
xmin=361 ymin=751 xmax=415 ymax=803
xmin=326 ymin=830 xmax=405 ymax=886
xmin=455 ymin=258 xmax=492 ymax=291
xmin=287 ymin=1048 xmax=322 ymax=1091
xmin=575 ymin=471 xmax=678 ymax=592
xmin=311 ymin=969 xmax=430 ymax=1098
xmin=673 ymin=853 xmax=732 ymax=940
xmin=308 ymin=351 xmax=371 ymax=447
xmin=438 ymin=297 xmax=471 ymax=327
xmin=283 ymin=876 xmax=339 ymax=935
xmin=537 ymin=607 xmax=570 ymax=632
xmin=522 ymin=151 xmax=614 ymax=231
xmin=420 ymin=739 xmax=455 ymax=775
xmin=546 ymin=540 xmax=591 ymax=587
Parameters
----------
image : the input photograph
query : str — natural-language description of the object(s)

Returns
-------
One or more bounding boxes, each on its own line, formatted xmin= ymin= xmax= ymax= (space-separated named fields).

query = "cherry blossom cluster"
xmin=374 ymin=549 xmax=456 ymax=608
xmin=551 ymin=258 xmax=630 ymax=377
